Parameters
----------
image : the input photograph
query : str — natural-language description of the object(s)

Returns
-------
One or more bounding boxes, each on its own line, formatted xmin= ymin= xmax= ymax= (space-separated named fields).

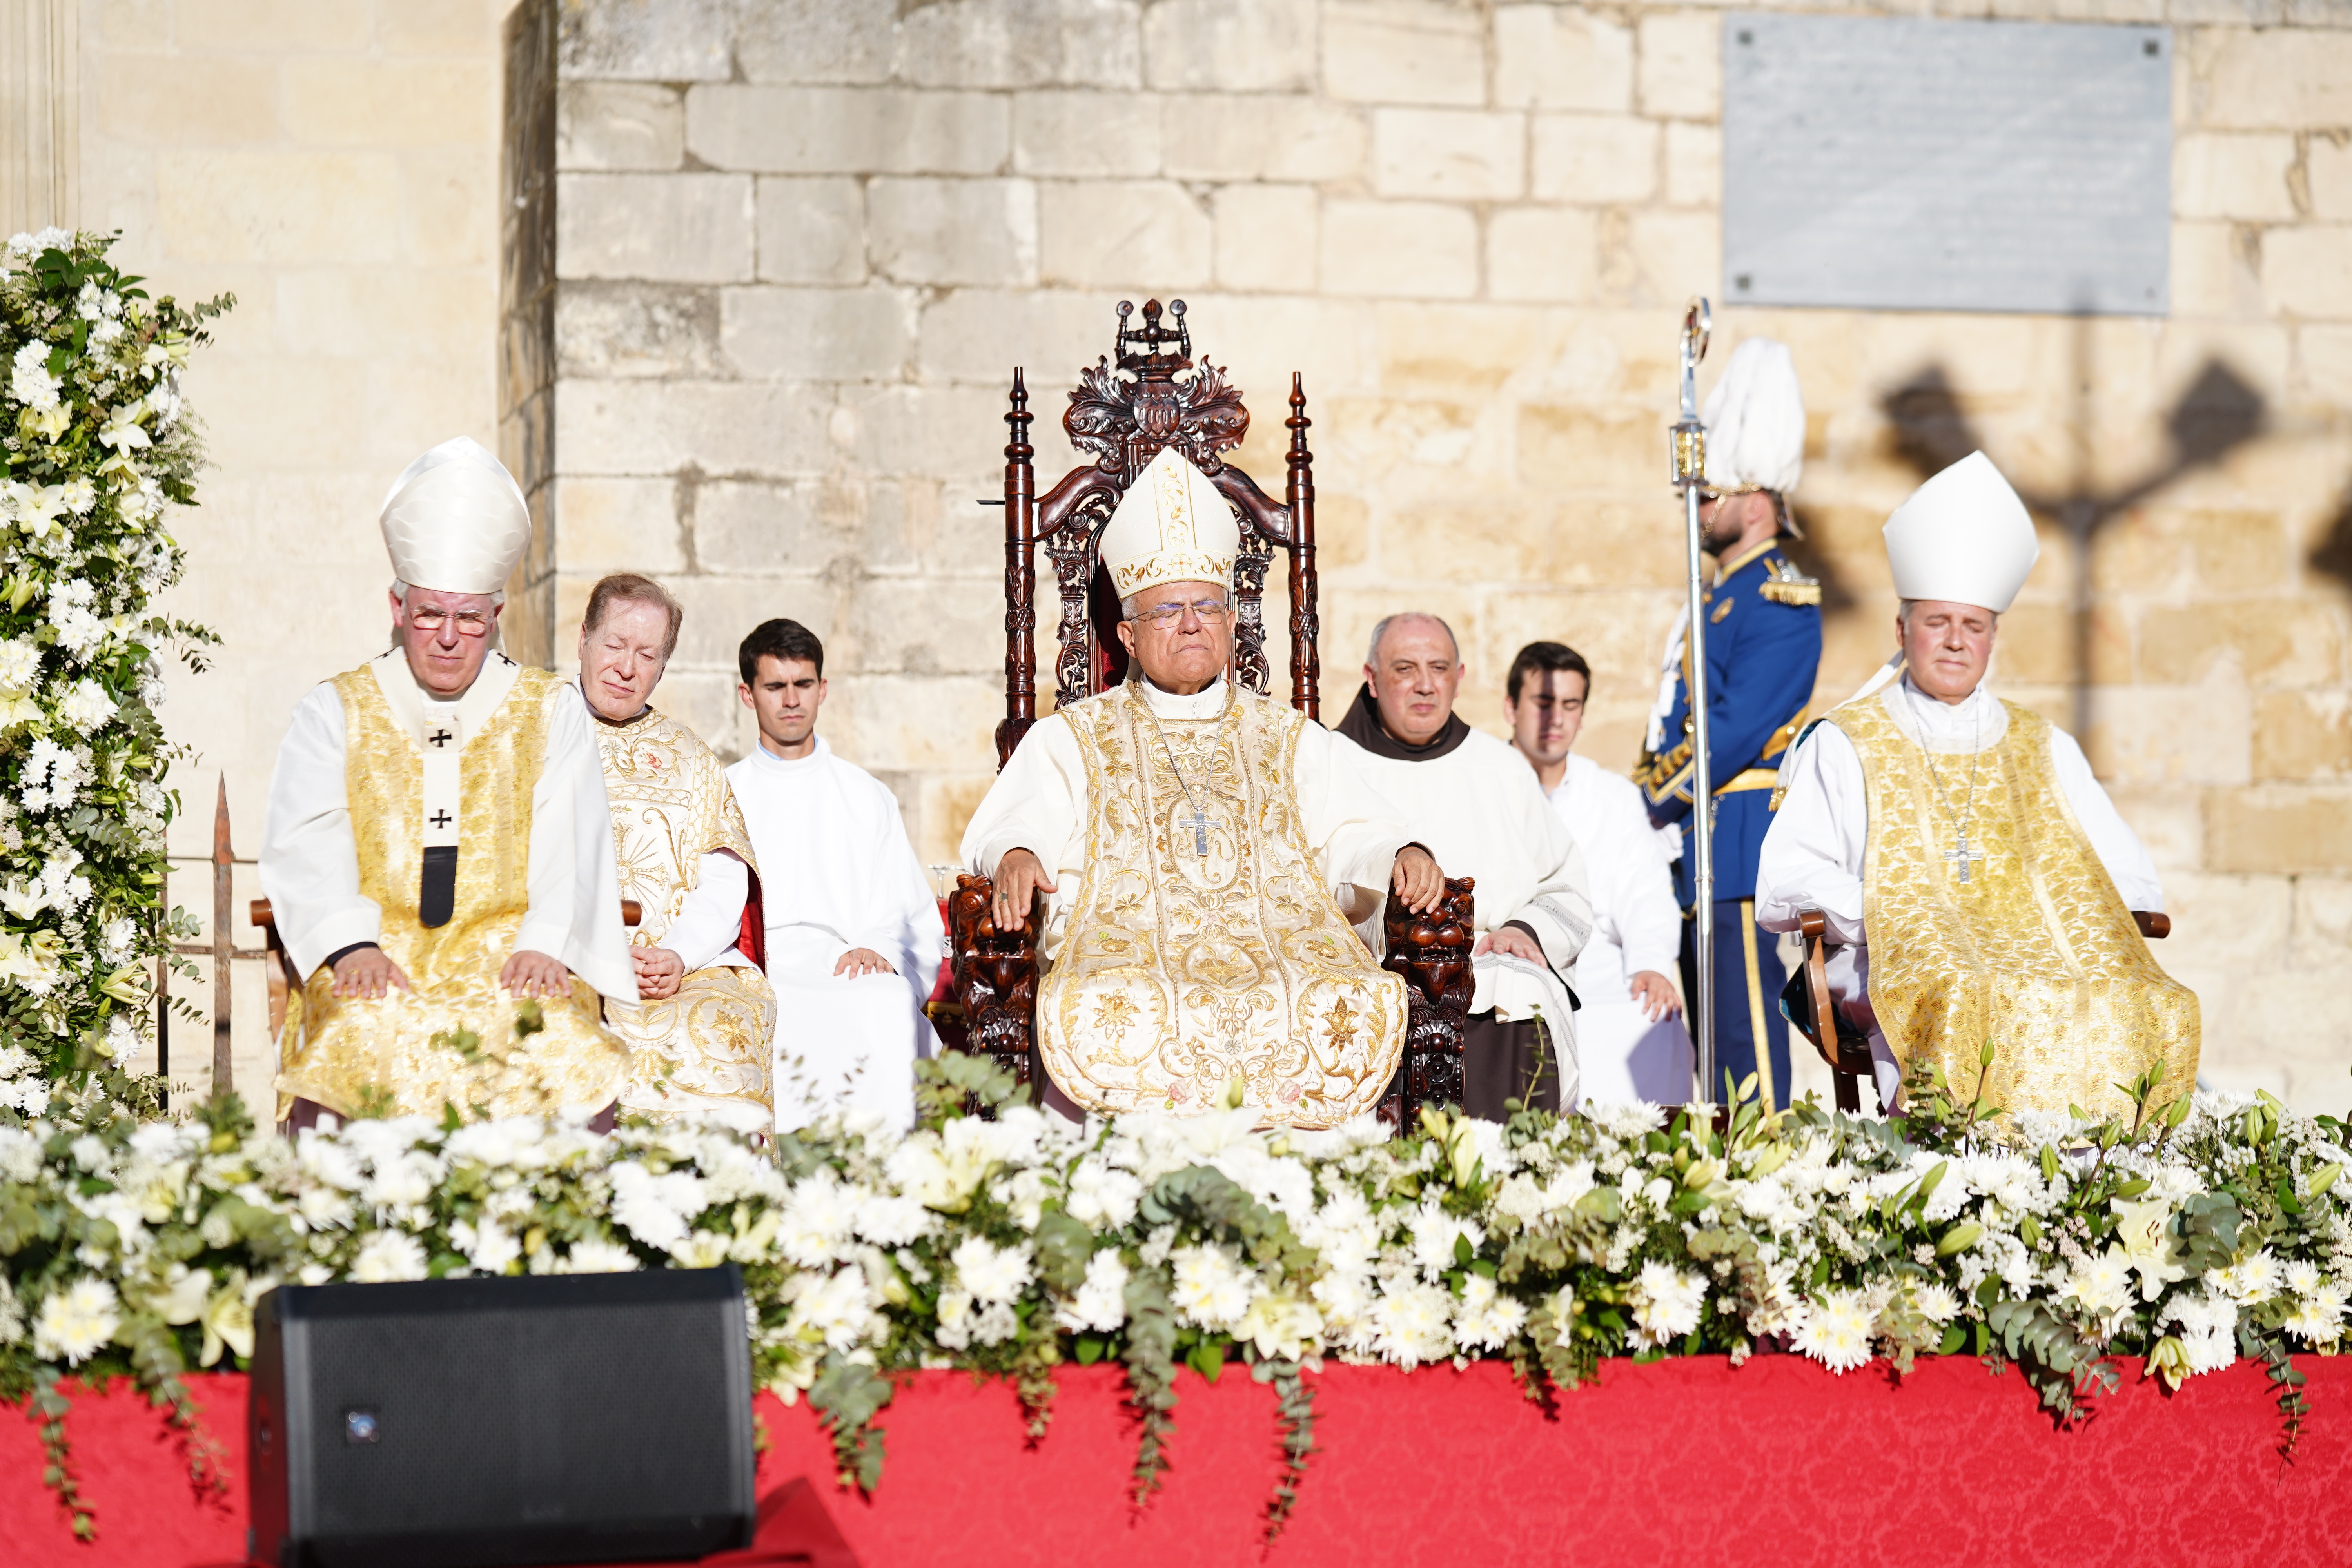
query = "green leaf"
xmin=1075 ymin=1335 xmax=1105 ymax=1366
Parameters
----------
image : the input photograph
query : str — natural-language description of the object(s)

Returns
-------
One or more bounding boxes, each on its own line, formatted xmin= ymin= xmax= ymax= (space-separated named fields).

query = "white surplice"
xmin=1546 ymin=753 xmax=1693 ymax=1106
xmin=1755 ymin=676 xmax=2164 ymax=1103
xmin=726 ymin=737 xmax=942 ymax=1132
xmin=258 ymin=649 xmax=636 ymax=1000
xmin=1333 ymin=725 xmax=1593 ymax=1106
xmin=960 ymin=677 xmax=1415 ymax=960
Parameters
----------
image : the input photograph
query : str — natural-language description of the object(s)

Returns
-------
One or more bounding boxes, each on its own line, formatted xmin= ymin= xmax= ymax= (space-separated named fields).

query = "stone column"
xmin=0 ymin=0 xmax=77 ymax=235
xmin=499 ymin=0 xmax=560 ymax=666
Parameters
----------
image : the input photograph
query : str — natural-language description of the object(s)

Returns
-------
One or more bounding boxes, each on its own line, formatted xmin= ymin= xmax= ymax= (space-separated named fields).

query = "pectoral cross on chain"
xmin=1943 ymin=834 xmax=1985 ymax=883
xmin=1190 ymin=811 xmax=1208 ymax=858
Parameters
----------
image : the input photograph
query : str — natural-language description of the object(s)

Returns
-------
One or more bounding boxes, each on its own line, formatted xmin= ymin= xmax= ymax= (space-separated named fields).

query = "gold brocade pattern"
xmin=277 ymin=666 xmax=629 ymax=1119
xmin=594 ymin=707 xmax=775 ymax=1119
xmin=1837 ymin=697 xmax=2198 ymax=1122
xmin=1038 ymin=682 xmax=1406 ymax=1127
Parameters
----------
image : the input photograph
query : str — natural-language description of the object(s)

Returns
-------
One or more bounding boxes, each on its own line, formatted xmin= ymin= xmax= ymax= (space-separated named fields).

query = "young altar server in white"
xmin=260 ymin=437 xmax=635 ymax=1128
xmin=1332 ymin=613 xmax=1593 ymax=1118
xmin=726 ymin=618 xmax=940 ymax=1132
xmin=1756 ymin=452 xmax=2196 ymax=1118
xmin=1502 ymin=641 xmax=1691 ymax=1106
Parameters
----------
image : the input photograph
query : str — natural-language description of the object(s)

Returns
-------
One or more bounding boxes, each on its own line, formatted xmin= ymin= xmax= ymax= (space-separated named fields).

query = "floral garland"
xmin=3 ymin=1051 xmax=2345 ymax=1540
xmin=0 ymin=229 xmax=226 ymax=1103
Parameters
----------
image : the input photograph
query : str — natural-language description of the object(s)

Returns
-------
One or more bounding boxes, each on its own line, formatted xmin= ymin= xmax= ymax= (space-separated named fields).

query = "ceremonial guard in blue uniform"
xmin=1635 ymin=339 xmax=1820 ymax=1111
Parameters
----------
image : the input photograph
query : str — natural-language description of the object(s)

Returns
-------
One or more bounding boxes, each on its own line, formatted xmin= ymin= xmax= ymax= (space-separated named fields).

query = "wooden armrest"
xmin=2133 ymin=911 xmax=2169 ymax=940
xmin=943 ymin=874 xmax=1039 ymax=1091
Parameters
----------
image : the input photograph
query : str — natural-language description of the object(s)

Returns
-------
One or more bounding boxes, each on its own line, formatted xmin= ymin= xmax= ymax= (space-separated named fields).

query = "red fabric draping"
xmin=5 ymin=1357 xmax=2348 ymax=1568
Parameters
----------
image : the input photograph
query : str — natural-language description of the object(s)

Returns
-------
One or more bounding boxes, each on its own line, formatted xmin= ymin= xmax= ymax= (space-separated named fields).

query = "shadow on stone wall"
xmin=1877 ymin=326 xmax=2266 ymax=734
xmin=2309 ymin=483 xmax=2352 ymax=597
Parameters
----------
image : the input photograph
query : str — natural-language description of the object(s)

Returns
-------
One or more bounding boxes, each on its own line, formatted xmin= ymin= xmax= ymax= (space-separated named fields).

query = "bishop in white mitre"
xmin=1333 ymin=614 xmax=1592 ymax=1118
xmin=728 ymin=617 xmax=941 ymax=1133
xmin=260 ymin=438 xmax=635 ymax=1127
xmin=575 ymin=573 xmax=776 ymax=1127
xmin=1757 ymin=452 xmax=2197 ymax=1118
xmin=960 ymin=446 xmax=1446 ymax=1128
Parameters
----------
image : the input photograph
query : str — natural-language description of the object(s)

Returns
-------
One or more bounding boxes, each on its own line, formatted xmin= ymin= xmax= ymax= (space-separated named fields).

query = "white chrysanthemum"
xmin=1790 ymin=1287 xmax=1875 ymax=1373
xmin=2283 ymin=1284 xmax=2347 ymax=1348
xmin=791 ymin=1267 xmax=882 ymax=1351
xmin=0 ymin=638 xmax=40 ymax=693
xmin=9 ymin=341 xmax=61 ymax=414
xmin=1310 ymin=1270 xmax=1374 ymax=1335
xmin=1406 ymin=1201 xmax=1485 ymax=1280
xmin=1064 ymin=1157 xmax=1144 ymax=1229
xmin=1630 ymin=1261 xmax=1706 ymax=1347
xmin=2284 ymin=1259 xmax=2323 ymax=1298
xmin=1583 ymin=1101 xmax=1664 ymax=1140
xmin=296 ymin=1133 xmax=365 ymax=1192
xmin=559 ymin=1238 xmax=642 ymax=1274
xmin=1369 ymin=1279 xmax=1455 ymax=1367
xmin=777 ymin=1174 xmax=858 ymax=1266
xmin=443 ymin=1119 xmax=545 ymax=1171
xmin=452 ymin=1219 xmax=521 ymax=1275
xmin=1451 ymin=1274 xmax=1528 ymax=1352
xmin=852 ymin=1192 xmax=933 ymax=1248
xmin=361 ymin=1151 xmax=440 ymax=1209
xmin=2157 ymin=1288 xmax=2239 ymax=1376
xmin=32 ymin=1277 xmax=118 ymax=1364
xmin=1910 ymin=1282 xmax=1961 ymax=1324
xmin=607 ymin=1161 xmax=708 ymax=1252
xmin=348 ymin=1231 xmax=429 ymax=1284
xmin=951 ymin=1235 xmax=1034 ymax=1306
xmin=2060 ymin=1248 xmax=2134 ymax=1320
xmin=1169 ymin=1243 xmax=1255 ymax=1331
xmin=0 ymin=1126 xmax=40 ymax=1183
xmin=2208 ymin=1249 xmax=2280 ymax=1307
xmin=54 ymin=679 xmax=114 ymax=732
xmin=1055 ymin=1250 xmax=1131 ymax=1334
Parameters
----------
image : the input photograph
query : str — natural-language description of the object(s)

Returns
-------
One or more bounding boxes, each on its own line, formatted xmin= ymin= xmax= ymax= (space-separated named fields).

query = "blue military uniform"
xmin=1636 ymin=536 xmax=1821 ymax=1110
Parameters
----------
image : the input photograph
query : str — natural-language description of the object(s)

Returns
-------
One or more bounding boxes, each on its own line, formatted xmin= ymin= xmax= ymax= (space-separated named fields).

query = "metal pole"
xmin=1670 ymin=300 xmax=1717 ymax=1103
xmin=211 ymin=777 xmax=234 ymax=1100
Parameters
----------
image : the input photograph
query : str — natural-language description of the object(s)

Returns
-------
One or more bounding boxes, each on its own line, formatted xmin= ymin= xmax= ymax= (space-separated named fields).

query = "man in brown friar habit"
xmin=260 ymin=437 xmax=637 ymax=1128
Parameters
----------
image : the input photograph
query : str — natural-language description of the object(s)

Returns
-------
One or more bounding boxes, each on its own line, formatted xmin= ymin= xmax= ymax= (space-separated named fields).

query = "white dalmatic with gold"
xmin=959 ymin=446 xmax=1415 ymax=1127
xmin=595 ymin=706 xmax=777 ymax=1124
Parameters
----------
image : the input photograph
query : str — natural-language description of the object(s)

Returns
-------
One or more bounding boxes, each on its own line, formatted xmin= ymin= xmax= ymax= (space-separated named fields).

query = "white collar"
xmin=746 ymin=734 xmax=831 ymax=774
xmin=368 ymin=647 xmax=521 ymax=748
xmin=1138 ymin=675 xmax=1228 ymax=720
xmin=1881 ymin=673 xmax=2007 ymax=755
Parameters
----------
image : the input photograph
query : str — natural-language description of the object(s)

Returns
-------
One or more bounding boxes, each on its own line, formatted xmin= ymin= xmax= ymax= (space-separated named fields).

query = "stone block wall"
xmin=537 ymin=0 xmax=2352 ymax=1111
xmin=63 ymin=0 xmax=2352 ymax=1112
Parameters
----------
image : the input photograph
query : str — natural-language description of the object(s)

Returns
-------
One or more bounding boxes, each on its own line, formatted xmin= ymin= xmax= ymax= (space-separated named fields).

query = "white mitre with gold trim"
xmin=380 ymin=436 xmax=531 ymax=595
xmin=1883 ymin=450 xmax=2039 ymax=614
xmin=1102 ymin=446 xmax=1238 ymax=599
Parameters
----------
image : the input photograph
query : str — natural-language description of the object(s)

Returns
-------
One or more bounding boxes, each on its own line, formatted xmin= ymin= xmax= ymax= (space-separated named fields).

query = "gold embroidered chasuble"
xmin=1832 ymin=697 xmax=2198 ymax=1121
xmin=277 ymin=665 xmax=629 ymax=1119
xmin=1040 ymin=681 xmax=1406 ymax=1127
xmin=594 ymin=708 xmax=776 ymax=1120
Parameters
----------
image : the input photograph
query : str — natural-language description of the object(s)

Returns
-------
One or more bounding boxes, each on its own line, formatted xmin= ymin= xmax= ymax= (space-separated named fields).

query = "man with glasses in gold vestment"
xmin=259 ymin=438 xmax=637 ymax=1130
xmin=1757 ymin=452 xmax=2196 ymax=1120
xmin=960 ymin=446 xmax=1444 ymax=1127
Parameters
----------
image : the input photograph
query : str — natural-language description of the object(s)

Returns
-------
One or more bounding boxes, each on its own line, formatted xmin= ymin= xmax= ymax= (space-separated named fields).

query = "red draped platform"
xmin=5 ymin=1357 xmax=2348 ymax=1567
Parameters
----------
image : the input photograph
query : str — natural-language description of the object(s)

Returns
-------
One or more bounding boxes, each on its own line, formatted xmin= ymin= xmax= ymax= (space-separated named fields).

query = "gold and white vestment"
xmin=595 ymin=706 xmax=776 ymax=1123
xmin=962 ymin=677 xmax=1414 ymax=1127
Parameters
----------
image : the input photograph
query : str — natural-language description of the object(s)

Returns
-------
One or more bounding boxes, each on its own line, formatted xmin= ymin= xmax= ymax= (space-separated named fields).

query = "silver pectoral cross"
xmin=1943 ymin=834 xmax=1985 ymax=883
xmin=1192 ymin=811 xmax=1208 ymax=858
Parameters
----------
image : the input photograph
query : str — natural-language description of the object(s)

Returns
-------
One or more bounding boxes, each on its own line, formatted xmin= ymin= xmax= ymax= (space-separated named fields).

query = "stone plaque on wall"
xmin=1722 ymin=14 xmax=2171 ymax=316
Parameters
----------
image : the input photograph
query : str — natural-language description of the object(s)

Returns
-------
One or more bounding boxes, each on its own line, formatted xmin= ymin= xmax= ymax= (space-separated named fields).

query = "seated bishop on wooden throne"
xmin=950 ymin=301 xmax=1472 ymax=1129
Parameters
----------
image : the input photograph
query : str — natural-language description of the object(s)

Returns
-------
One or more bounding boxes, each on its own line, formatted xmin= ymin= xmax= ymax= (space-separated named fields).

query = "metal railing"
xmin=156 ymin=778 xmax=269 ymax=1107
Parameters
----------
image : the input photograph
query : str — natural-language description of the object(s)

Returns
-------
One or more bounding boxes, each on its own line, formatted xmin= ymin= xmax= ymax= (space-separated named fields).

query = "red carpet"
xmin=5 ymin=1356 xmax=2346 ymax=1566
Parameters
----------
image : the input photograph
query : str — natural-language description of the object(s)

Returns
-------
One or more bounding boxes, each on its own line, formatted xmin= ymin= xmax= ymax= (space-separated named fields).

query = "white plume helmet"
xmin=1882 ymin=450 xmax=2040 ymax=614
xmin=1702 ymin=337 xmax=1806 ymax=500
xmin=1100 ymin=446 xmax=1239 ymax=601
xmin=379 ymin=437 xmax=531 ymax=596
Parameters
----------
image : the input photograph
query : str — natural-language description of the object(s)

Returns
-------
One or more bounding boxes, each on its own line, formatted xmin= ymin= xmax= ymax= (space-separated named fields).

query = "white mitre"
xmin=1884 ymin=450 xmax=2040 ymax=614
xmin=380 ymin=436 xmax=531 ymax=595
xmin=1102 ymin=446 xmax=1239 ymax=599
xmin=1702 ymin=337 xmax=1805 ymax=497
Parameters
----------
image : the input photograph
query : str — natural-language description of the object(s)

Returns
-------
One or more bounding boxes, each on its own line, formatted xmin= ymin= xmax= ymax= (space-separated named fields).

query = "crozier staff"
xmin=259 ymin=438 xmax=635 ymax=1128
xmin=961 ymin=446 xmax=1440 ymax=1127
xmin=1756 ymin=452 xmax=2197 ymax=1117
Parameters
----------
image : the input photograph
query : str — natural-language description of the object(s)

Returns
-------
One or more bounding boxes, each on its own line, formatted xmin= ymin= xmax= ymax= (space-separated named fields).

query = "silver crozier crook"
xmin=1670 ymin=298 xmax=1716 ymax=1104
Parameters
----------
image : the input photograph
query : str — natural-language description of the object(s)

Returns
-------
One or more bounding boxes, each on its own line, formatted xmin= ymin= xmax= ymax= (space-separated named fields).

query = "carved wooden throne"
xmin=940 ymin=298 xmax=1474 ymax=1123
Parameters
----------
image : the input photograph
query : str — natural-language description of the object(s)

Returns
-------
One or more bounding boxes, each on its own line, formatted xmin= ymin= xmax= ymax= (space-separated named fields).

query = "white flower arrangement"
xmin=0 ymin=229 xmax=227 ymax=1103
xmin=2 ymin=1049 xmax=2345 ymax=1541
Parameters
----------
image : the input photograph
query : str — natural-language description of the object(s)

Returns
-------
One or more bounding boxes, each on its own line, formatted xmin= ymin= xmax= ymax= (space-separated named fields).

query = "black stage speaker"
xmin=249 ymin=1265 xmax=757 ymax=1568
